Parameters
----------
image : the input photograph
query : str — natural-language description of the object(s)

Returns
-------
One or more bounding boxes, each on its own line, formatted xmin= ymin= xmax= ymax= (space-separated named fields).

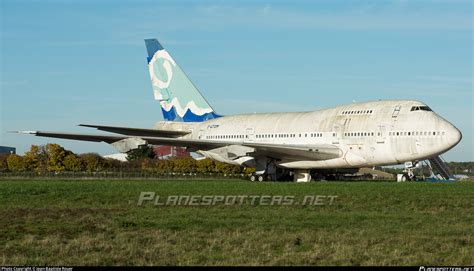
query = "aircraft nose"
xmin=447 ymin=123 xmax=462 ymax=148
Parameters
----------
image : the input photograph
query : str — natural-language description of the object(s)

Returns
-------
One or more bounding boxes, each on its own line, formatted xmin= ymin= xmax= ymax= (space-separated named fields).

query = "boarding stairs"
xmin=428 ymin=156 xmax=454 ymax=180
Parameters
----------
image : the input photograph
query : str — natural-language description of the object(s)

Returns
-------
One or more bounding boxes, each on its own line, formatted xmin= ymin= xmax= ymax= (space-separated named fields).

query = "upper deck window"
xmin=410 ymin=106 xmax=432 ymax=112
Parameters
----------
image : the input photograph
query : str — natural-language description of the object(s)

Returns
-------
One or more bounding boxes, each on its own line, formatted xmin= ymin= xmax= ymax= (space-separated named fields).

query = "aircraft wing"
xmin=79 ymin=124 xmax=190 ymax=137
xmin=242 ymin=142 xmax=341 ymax=160
xmin=17 ymin=131 xmax=224 ymax=149
xmin=18 ymin=131 xmax=342 ymax=161
xmin=17 ymin=131 xmax=127 ymax=143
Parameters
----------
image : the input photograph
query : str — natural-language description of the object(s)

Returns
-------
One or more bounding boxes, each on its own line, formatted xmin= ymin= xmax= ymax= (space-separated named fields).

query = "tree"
xmin=7 ymin=154 xmax=27 ymax=172
xmin=0 ymin=154 xmax=9 ymax=172
xmin=140 ymin=158 xmax=155 ymax=172
xmin=80 ymin=153 xmax=105 ymax=172
xmin=172 ymin=157 xmax=196 ymax=173
xmin=44 ymin=143 xmax=71 ymax=172
xmin=104 ymin=158 xmax=124 ymax=171
xmin=24 ymin=145 xmax=47 ymax=172
xmin=214 ymin=161 xmax=242 ymax=174
xmin=64 ymin=154 xmax=83 ymax=172
xmin=196 ymin=158 xmax=214 ymax=174
xmin=126 ymin=145 xmax=155 ymax=161
xmin=155 ymin=159 xmax=174 ymax=173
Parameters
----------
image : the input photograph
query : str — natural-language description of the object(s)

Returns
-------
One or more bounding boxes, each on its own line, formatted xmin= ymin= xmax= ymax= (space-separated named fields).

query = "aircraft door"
xmin=376 ymin=125 xmax=386 ymax=143
xmin=198 ymin=129 xmax=205 ymax=139
xmin=332 ymin=125 xmax=341 ymax=144
xmin=392 ymin=105 xmax=401 ymax=118
xmin=411 ymin=138 xmax=420 ymax=155
xmin=245 ymin=128 xmax=255 ymax=142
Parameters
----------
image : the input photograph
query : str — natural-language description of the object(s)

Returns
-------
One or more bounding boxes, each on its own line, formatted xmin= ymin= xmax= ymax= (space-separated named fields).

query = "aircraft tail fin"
xmin=144 ymin=39 xmax=220 ymax=122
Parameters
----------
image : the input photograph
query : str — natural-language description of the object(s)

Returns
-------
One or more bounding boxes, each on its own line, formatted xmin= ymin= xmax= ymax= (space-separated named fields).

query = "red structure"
xmin=154 ymin=146 xmax=190 ymax=159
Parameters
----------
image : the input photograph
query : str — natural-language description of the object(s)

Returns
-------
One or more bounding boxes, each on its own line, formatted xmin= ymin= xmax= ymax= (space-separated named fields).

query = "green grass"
xmin=0 ymin=179 xmax=473 ymax=266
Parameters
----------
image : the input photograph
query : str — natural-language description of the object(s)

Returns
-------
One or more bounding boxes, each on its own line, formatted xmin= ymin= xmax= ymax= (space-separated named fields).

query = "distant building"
xmin=154 ymin=146 xmax=190 ymax=159
xmin=0 ymin=146 xmax=16 ymax=155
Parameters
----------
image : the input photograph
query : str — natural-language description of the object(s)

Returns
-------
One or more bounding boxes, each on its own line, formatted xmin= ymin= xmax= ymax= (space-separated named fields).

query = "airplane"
xmin=17 ymin=39 xmax=462 ymax=182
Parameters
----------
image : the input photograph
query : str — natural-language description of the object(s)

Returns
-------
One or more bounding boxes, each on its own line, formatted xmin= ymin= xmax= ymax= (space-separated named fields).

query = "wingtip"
xmin=9 ymin=130 xmax=38 ymax=134
xmin=78 ymin=124 xmax=97 ymax=129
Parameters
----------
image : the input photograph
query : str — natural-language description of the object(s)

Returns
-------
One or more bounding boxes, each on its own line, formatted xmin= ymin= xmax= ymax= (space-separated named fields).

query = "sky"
xmin=0 ymin=0 xmax=472 ymax=162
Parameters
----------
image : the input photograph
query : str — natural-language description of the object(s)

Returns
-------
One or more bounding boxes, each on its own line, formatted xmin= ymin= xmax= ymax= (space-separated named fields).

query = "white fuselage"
xmin=157 ymin=100 xmax=462 ymax=169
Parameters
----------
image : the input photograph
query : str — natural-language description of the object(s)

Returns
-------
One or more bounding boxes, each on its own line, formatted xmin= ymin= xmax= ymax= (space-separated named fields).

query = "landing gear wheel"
xmin=250 ymin=175 xmax=257 ymax=182
xmin=257 ymin=175 xmax=265 ymax=182
xmin=401 ymin=174 xmax=411 ymax=182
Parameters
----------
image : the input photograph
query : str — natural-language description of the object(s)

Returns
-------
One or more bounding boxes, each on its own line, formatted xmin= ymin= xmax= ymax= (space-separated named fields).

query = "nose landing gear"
xmin=398 ymin=161 xmax=419 ymax=182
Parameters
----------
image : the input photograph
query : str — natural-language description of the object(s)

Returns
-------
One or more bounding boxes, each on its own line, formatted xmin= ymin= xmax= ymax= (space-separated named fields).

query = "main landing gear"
xmin=249 ymin=157 xmax=278 ymax=182
xmin=250 ymin=173 xmax=266 ymax=182
xmin=248 ymin=157 xmax=314 ymax=182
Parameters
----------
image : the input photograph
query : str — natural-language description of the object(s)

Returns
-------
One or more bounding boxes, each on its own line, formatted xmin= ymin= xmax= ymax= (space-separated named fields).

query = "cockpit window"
xmin=410 ymin=106 xmax=432 ymax=112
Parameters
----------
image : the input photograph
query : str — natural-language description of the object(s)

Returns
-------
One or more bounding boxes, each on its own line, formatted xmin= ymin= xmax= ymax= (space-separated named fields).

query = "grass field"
xmin=0 ymin=179 xmax=473 ymax=266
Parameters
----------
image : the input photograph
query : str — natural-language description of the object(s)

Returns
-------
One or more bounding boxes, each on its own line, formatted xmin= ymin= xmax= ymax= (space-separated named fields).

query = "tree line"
xmin=0 ymin=144 xmax=255 ymax=175
xmin=0 ymin=144 xmax=471 ymax=176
